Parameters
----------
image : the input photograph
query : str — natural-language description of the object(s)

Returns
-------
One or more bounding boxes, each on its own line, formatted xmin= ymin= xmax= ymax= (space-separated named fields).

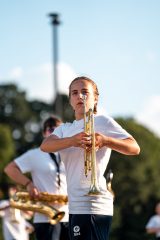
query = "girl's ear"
xmin=94 ymin=95 xmax=98 ymax=104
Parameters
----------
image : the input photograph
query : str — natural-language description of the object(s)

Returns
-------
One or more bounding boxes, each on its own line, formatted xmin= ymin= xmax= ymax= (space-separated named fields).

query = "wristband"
xmin=24 ymin=180 xmax=31 ymax=187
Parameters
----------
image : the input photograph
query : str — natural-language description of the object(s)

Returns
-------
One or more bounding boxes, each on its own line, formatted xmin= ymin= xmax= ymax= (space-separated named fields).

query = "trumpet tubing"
xmin=83 ymin=95 xmax=101 ymax=196
xmin=84 ymin=109 xmax=92 ymax=177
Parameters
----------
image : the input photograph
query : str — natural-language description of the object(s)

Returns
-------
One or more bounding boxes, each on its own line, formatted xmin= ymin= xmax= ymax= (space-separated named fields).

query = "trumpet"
xmin=82 ymin=95 xmax=101 ymax=196
xmin=10 ymin=191 xmax=68 ymax=225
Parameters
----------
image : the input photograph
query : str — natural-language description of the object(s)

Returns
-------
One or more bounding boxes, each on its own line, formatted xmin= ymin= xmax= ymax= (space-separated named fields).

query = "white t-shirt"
xmin=0 ymin=200 xmax=31 ymax=240
xmin=146 ymin=215 xmax=160 ymax=237
xmin=53 ymin=114 xmax=131 ymax=216
xmin=15 ymin=148 xmax=68 ymax=223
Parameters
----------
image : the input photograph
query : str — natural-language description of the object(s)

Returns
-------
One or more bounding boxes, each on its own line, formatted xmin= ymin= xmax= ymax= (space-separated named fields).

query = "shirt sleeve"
xmin=0 ymin=200 xmax=10 ymax=209
xmin=14 ymin=150 xmax=33 ymax=173
xmin=106 ymin=116 xmax=132 ymax=139
xmin=52 ymin=124 xmax=64 ymax=138
xmin=146 ymin=216 xmax=157 ymax=228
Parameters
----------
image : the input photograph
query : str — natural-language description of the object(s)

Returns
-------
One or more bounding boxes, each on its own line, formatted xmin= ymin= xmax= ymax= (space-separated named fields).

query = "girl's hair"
xmin=69 ymin=76 xmax=99 ymax=114
xmin=43 ymin=115 xmax=62 ymax=133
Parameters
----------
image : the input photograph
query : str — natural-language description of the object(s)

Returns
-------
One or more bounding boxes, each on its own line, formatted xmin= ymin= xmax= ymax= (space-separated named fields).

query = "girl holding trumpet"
xmin=40 ymin=76 xmax=140 ymax=240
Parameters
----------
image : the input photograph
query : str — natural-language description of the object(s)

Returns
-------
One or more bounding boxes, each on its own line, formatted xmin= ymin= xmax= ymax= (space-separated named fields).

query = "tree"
xmin=1 ymin=83 xmax=160 ymax=240
xmin=0 ymin=124 xmax=15 ymax=195
xmin=106 ymin=117 xmax=160 ymax=240
xmin=0 ymin=84 xmax=74 ymax=155
xmin=0 ymin=84 xmax=54 ymax=154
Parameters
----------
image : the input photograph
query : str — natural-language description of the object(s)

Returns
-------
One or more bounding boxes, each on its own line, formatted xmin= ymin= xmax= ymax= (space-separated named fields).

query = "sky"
xmin=0 ymin=0 xmax=160 ymax=137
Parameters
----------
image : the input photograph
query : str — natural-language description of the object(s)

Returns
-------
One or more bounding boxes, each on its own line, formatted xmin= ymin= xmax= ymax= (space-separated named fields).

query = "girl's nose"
xmin=79 ymin=93 xmax=84 ymax=99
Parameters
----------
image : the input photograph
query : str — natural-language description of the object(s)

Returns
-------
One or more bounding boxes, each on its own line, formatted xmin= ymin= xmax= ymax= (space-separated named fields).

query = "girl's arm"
xmin=95 ymin=134 xmax=140 ymax=155
xmin=4 ymin=162 xmax=32 ymax=187
xmin=40 ymin=132 xmax=92 ymax=153
xmin=4 ymin=162 xmax=39 ymax=198
xmin=41 ymin=132 xmax=140 ymax=156
xmin=146 ymin=226 xmax=160 ymax=234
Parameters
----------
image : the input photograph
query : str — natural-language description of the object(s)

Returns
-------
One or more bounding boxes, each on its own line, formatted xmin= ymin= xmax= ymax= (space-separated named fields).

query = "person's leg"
xmin=69 ymin=214 xmax=112 ymax=240
xmin=60 ymin=222 xmax=69 ymax=240
xmin=91 ymin=215 xmax=112 ymax=240
xmin=34 ymin=222 xmax=61 ymax=240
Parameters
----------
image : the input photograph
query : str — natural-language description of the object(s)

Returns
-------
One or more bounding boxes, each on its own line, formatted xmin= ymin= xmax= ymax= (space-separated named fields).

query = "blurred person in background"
xmin=4 ymin=116 xmax=69 ymax=240
xmin=146 ymin=202 xmax=160 ymax=239
xmin=0 ymin=184 xmax=34 ymax=240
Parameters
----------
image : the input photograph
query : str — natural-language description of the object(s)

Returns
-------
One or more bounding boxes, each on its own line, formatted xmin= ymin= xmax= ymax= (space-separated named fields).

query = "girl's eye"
xmin=82 ymin=90 xmax=89 ymax=95
xmin=72 ymin=91 xmax=77 ymax=95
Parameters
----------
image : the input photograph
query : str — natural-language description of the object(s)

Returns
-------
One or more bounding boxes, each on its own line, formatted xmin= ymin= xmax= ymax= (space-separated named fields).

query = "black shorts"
xmin=34 ymin=222 xmax=69 ymax=240
xmin=69 ymin=214 xmax=112 ymax=240
xmin=34 ymin=222 xmax=61 ymax=240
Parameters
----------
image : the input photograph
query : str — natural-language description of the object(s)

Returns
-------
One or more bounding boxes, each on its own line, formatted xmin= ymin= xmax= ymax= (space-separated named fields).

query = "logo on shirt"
xmin=73 ymin=225 xmax=81 ymax=236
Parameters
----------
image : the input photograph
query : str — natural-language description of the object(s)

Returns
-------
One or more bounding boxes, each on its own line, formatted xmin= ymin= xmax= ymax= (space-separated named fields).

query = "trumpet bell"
xmin=86 ymin=185 xmax=102 ymax=196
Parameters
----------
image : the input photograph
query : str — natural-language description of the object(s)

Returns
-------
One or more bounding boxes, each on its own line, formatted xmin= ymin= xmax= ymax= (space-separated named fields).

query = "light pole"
xmin=48 ymin=13 xmax=62 ymax=116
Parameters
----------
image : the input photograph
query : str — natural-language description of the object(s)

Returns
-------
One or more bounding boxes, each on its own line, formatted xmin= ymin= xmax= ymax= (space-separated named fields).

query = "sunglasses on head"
xmin=45 ymin=127 xmax=55 ymax=133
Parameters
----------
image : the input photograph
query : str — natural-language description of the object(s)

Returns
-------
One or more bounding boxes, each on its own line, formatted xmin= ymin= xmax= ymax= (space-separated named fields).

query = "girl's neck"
xmin=75 ymin=112 xmax=84 ymax=121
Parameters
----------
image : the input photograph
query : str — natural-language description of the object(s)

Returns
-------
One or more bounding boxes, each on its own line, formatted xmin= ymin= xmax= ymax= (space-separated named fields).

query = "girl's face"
xmin=69 ymin=79 xmax=97 ymax=119
xmin=43 ymin=123 xmax=61 ymax=138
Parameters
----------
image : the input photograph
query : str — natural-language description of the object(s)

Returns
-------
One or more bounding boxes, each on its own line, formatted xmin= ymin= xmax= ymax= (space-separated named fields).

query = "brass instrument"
xmin=106 ymin=169 xmax=115 ymax=199
xmin=10 ymin=192 xmax=68 ymax=225
xmin=8 ymin=186 xmax=21 ymax=223
xmin=83 ymin=95 xmax=101 ymax=196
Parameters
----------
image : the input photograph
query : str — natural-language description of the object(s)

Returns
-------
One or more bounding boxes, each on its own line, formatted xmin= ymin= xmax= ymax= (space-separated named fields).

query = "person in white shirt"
xmin=0 ymin=185 xmax=34 ymax=240
xmin=146 ymin=202 xmax=160 ymax=239
xmin=40 ymin=76 xmax=140 ymax=240
xmin=4 ymin=116 xmax=69 ymax=240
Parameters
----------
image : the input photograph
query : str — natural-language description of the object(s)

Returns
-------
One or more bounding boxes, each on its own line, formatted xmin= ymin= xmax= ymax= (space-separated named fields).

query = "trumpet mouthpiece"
xmin=82 ymin=94 xmax=87 ymax=100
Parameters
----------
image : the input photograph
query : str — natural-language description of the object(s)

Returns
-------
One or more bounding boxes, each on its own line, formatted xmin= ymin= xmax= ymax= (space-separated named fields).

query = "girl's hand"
xmin=71 ymin=132 xmax=105 ymax=151
xmin=71 ymin=132 xmax=92 ymax=149
xmin=26 ymin=182 xmax=39 ymax=200
xmin=95 ymin=133 xmax=105 ymax=150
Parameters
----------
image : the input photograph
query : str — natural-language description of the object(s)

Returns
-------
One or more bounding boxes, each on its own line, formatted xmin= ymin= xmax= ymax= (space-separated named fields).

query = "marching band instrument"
xmin=106 ymin=169 xmax=115 ymax=198
xmin=82 ymin=94 xmax=101 ymax=196
xmin=10 ymin=191 xmax=68 ymax=225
